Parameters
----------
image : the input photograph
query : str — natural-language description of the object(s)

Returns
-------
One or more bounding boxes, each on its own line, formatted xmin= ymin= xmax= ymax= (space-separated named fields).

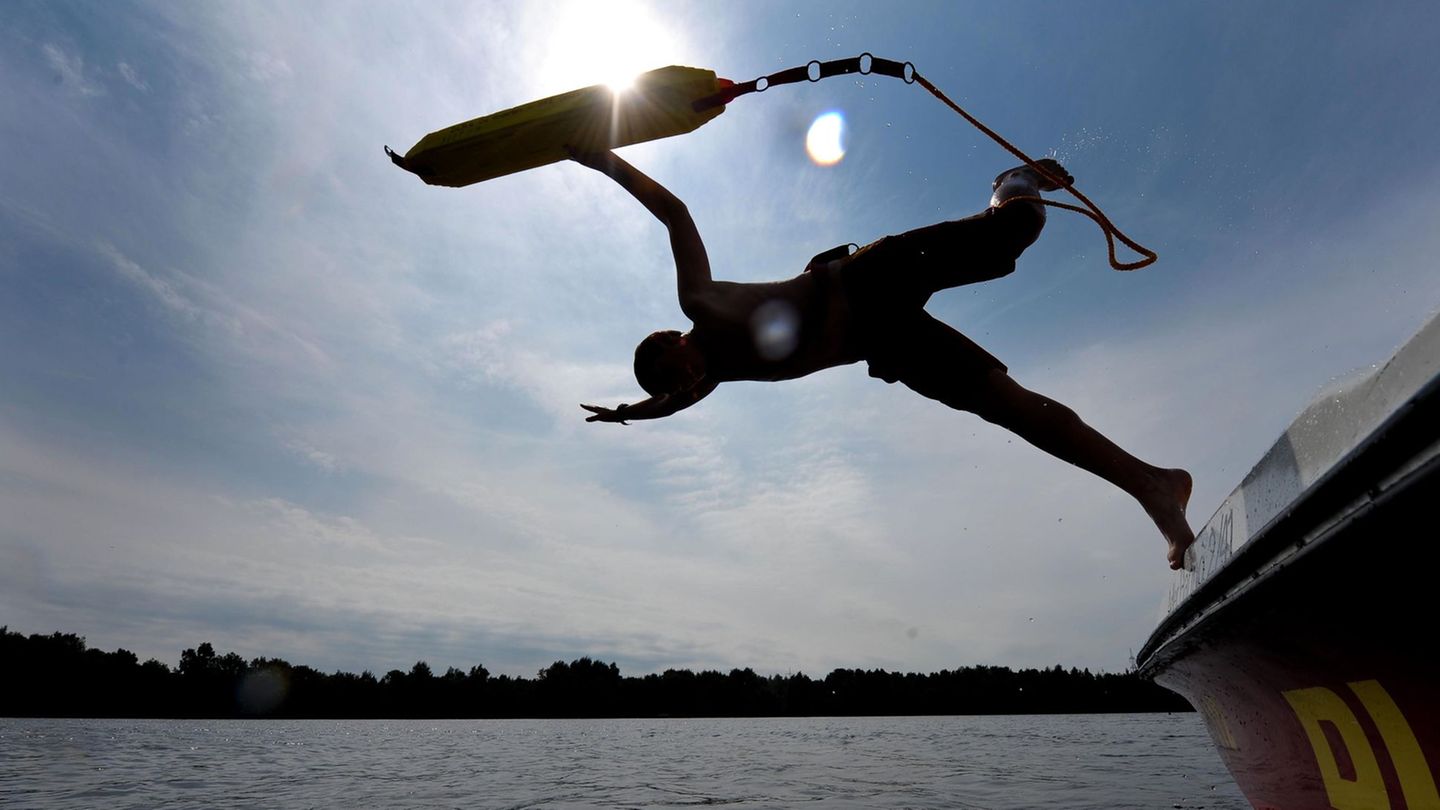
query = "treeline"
xmin=0 ymin=627 xmax=1189 ymax=718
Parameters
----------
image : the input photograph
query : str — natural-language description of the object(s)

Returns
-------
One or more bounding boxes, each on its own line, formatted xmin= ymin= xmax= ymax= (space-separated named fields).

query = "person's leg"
xmin=837 ymin=204 xmax=1045 ymax=313
xmin=892 ymin=204 xmax=1045 ymax=297
xmin=879 ymin=315 xmax=1194 ymax=569
xmin=964 ymin=369 xmax=1195 ymax=569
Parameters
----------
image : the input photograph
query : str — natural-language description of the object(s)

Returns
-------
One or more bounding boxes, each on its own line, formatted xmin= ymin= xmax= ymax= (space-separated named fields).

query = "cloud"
xmin=283 ymin=438 xmax=344 ymax=473
xmin=117 ymin=61 xmax=148 ymax=92
xmin=42 ymin=42 xmax=103 ymax=97
xmin=99 ymin=242 xmax=208 ymax=323
xmin=8 ymin=1 xmax=1440 ymax=683
xmin=240 ymin=50 xmax=293 ymax=83
xmin=438 ymin=319 xmax=633 ymax=422
xmin=0 ymin=406 xmax=879 ymax=675
xmin=96 ymin=242 xmax=335 ymax=374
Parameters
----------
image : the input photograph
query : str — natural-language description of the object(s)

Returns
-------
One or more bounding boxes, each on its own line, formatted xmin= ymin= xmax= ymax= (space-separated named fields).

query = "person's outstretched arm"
xmin=569 ymin=149 xmax=713 ymax=318
xmin=580 ymin=378 xmax=718 ymax=424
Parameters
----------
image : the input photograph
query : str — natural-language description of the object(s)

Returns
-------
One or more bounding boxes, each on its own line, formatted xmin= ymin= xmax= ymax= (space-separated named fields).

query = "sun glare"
xmin=806 ymin=112 xmax=847 ymax=166
xmin=536 ymin=2 xmax=685 ymax=96
xmin=606 ymin=76 xmax=637 ymax=94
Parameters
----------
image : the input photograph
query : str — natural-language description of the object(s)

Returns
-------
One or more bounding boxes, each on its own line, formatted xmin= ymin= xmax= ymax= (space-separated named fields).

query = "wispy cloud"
xmin=5 ymin=1 xmax=1440 ymax=680
xmin=96 ymin=242 xmax=334 ymax=372
xmin=99 ymin=242 xmax=209 ymax=323
xmin=42 ymin=42 xmax=103 ymax=97
xmin=117 ymin=61 xmax=148 ymax=92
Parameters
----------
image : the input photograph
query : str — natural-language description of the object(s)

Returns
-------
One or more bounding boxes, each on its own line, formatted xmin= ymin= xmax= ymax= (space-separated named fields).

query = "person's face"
xmin=656 ymin=337 xmax=705 ymax=391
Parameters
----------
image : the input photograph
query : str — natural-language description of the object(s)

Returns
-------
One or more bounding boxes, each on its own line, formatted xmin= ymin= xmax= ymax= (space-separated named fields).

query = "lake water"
xmin=2 ymin=714 xmax=1248 ymax=809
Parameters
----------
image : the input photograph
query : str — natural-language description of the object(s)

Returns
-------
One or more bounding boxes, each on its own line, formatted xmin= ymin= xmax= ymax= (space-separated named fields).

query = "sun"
xmin=534 ymin=2 xmax=688 ymax=96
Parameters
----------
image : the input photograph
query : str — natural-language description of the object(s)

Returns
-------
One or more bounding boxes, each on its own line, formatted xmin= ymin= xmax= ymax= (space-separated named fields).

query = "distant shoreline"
xmin=2 ymin=627 xmax=1192 ymax=719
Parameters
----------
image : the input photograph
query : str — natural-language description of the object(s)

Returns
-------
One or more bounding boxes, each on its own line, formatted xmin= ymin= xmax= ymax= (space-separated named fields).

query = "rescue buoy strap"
xmin=694 ymin=52 xmax=1156 ymax=271
xmin=692 ymin=54 xmax=915 ymax=112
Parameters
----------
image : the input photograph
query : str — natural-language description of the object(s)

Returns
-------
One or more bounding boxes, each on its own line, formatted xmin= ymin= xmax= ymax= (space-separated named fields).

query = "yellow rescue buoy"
xmin=387 ymin=65 xmax=730 ymax=187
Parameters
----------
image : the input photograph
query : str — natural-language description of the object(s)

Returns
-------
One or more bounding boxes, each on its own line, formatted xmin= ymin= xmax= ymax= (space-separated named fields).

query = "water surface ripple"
xmin=1 ymin=714 xmax=1248 ymax=809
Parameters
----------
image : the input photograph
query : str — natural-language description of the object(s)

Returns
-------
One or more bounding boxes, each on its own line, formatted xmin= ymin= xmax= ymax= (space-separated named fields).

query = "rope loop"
xmin=909 ymin=70 xmax=1156 ymax=271
xmin=703 ymin=53 xmax=1156 ymax=271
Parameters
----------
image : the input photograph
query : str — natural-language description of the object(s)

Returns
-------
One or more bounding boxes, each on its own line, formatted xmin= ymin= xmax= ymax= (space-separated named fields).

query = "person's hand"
xmin=580 ymin=403 xmax=629 ymax=424
xmin=1030 ymin=158 xmax=1073 ymax=191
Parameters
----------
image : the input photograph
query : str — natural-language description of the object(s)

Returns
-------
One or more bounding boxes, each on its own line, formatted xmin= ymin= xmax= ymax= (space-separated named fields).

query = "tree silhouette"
xmin=0 ymin=625 xmax=1190 ymax=718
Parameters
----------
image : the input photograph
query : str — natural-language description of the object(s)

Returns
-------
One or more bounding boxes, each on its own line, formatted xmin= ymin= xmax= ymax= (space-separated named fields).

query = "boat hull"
xmin=1138 ymin=313 xmax=1440 ymax=809
xmin=1150 ymin=453 xmax=1439 ymax=809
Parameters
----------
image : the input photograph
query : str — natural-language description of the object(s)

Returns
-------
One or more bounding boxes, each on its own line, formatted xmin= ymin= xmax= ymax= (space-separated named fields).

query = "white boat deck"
xmin=1155 ymin=310 xmax=1440 ymax=637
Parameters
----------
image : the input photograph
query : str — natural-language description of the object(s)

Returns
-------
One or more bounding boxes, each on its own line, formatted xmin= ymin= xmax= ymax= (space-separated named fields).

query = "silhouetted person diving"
xmin=569 ymin=148 xmax=1195 ymax=569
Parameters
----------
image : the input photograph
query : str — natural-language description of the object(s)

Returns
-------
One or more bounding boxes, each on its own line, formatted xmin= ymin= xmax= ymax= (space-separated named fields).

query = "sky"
xmin=3 ymin=0 xmax=1439 ymax=679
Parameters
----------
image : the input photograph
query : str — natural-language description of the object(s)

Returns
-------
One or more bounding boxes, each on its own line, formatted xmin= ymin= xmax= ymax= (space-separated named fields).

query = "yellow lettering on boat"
xmin=1348 ymin=680 xmax=1440 ymax=810
xmin=1282 ymin=686 xmax=1389 ymax=809
xmin=1200 ymin=694 xmax=1239 ymax=750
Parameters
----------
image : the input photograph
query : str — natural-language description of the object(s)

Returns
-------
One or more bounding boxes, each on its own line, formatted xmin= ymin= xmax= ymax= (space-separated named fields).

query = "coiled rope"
xmin=694 ymin=53 xmax=1157 ymax=271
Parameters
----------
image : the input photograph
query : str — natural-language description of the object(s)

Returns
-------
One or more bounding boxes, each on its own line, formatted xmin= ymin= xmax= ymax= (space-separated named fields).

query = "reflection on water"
xmin=1 ymin=713 xmax=1247 ymax=809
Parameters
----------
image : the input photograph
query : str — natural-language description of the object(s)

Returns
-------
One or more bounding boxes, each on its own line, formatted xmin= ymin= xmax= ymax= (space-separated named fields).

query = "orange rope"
xmin=912 ymin=73 xmax=1158 ymax=271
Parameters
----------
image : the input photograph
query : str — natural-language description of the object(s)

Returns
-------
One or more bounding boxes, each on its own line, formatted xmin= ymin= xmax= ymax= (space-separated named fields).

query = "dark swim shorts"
xmin=836 ymin=205 xmax=1043 ymax=405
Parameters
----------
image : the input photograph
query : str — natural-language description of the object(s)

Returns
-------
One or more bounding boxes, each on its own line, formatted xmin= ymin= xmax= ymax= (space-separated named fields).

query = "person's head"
xmin=634 ymin=330 xmax=706 ymax=397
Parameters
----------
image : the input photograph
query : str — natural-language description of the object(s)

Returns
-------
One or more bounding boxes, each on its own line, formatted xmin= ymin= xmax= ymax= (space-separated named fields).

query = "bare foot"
xmin=1030 ymin=158 xmax=1073 ymax=191
xmin=1140 ymin=468 xmax=1194 ymax=570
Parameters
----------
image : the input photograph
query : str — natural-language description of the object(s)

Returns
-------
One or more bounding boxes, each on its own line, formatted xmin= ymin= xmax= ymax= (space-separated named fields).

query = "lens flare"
xmin=751 ymin=299 xmax=801 ymax=361
xmin=806 ymin=112 xmax=846 ymax=166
